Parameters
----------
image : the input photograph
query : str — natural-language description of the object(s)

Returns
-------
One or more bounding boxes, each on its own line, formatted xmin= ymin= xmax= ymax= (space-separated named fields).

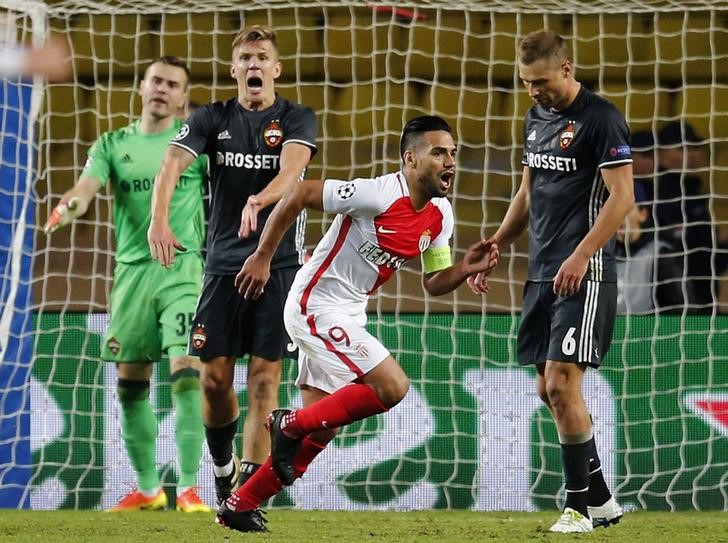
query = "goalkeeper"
xmin=44 ymin=56 xmax=210 ymax=513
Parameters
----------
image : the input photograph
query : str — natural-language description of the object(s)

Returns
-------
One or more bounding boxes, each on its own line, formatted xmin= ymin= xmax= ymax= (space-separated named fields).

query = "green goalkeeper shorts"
xmin=102 ymin=253 xmax=203 ymax=362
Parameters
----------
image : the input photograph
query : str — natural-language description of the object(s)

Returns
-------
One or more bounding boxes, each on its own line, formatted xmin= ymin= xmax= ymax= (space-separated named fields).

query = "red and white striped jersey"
xmin=290 ymin=171 xmax=454 ymax=318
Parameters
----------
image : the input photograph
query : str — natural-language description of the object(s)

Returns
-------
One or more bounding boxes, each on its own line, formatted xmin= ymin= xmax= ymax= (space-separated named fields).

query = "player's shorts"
xmin=188 ymin=266 xmax=299 ymax=361
xmin=517 ymin=279 xmax=617 ymax=368
xmin=102 ymin=253 xmax=204 ymax=362
xmin=283 ymin=298 xmax=391 ymax=394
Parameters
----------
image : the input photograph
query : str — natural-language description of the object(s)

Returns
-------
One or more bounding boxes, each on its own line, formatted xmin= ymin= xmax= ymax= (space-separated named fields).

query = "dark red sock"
xmin=284 ymin=383 xmax=388 ymax=437
xmin=231 ymin=437 xmax=328 ymax=511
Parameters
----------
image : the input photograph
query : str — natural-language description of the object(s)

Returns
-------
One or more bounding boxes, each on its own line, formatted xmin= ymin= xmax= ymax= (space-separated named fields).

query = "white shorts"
xmin=283 ymin=299 xmax=390 ymax=394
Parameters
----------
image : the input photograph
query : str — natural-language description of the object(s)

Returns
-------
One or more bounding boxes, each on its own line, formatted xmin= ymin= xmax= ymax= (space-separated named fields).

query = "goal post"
xmin=0 ymin=0 xmax=47 ymax=508
xmin=11 ymin=0 xmax=728 ymax=511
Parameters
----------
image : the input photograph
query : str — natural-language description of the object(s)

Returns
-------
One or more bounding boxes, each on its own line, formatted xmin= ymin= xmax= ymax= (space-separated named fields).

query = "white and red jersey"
xmin=289 ymin=171 xmax=454 ymax=318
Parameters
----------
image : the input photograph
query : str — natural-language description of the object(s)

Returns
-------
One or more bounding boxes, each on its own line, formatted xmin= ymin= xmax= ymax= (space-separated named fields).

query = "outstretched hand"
xmin=234 ymin=251 xmax=272 ymax=300
xmin=238 ymin=195 xmax=264 ymax=239
xmin=463 ymin=237 xmax=499 ymax=275
xmin=43 ymin=196 xmax=82 ymax=234
xmin=463 ymin=237 xmax=499 ymax=296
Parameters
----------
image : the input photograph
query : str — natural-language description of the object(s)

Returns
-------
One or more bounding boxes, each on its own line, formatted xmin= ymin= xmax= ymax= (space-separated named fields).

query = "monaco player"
xmin=215 ymin=115 xmax=499 ymax=532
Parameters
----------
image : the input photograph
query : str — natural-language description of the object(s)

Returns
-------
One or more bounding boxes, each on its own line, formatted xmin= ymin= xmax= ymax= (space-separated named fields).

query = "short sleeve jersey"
xmin=170 ymin=95 xmax=318 ymax=274
xmin=82 ymin=119 xmax=208 ymax=264
xmin=289 ymin=172 xmax=454 ymax=318
xmin=521 ymin=86 xmax=632 ymax=282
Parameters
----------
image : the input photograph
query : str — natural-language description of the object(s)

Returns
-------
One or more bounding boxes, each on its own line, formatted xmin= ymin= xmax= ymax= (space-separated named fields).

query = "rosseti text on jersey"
xmin=526 ymin=152 xmax=578 ymax=172
xmin=216 ymin=152 xmax=281 ymax=170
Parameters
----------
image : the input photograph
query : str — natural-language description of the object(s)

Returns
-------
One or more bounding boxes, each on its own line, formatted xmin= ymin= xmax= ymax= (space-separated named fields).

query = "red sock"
xmin=284 ymin=383 xmax=388 ymax=437
xmin=231 ymin=437 xmax=328 ymax=511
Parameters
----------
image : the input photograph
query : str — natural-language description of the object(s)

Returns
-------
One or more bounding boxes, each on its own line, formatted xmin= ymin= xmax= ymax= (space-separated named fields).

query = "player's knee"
xmin=200 ymin=370 xmax=230 ymax=399
xmin=247 ymin=372 xmax=280 ymax=405
xmin=377 ymin=375 xmax=410 ymax=408
xmin=536 ymin=380 xmax=550 ymax=405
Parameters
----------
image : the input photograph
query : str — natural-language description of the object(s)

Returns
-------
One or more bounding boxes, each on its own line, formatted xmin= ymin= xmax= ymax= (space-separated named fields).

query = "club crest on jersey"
xmin=559 ymin=122 xmax=575 ymax=149
xmin=173 ymin=124 xmax=190 ymax=141
xmin=191 ymin=326 xmax=207 ymax=350
xmin=419 ymin=229 xmax=432 ymax=253
xmin=107 ymin=337 xmax=121 ymax=356
xmin=263 ymin=120 xmax=283 ymax=148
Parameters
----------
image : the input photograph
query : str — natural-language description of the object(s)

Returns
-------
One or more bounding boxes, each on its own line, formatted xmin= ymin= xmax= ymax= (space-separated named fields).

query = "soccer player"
xmin=219 ymin=115 xmax=499 ymax=532
xmin=43 ymin=56 xmax=210 ymax=512
xmin=471 ymin=30 xmax=633 ymax=533
xmin=147 ymin=25 xmax=318 ymax=506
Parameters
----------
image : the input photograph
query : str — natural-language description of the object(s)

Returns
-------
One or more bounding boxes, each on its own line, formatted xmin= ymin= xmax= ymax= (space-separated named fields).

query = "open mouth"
xmin=440 ymin=171 xmax=454 ymax=188
xmin=247 ymin=76 xmax=263 ymax=90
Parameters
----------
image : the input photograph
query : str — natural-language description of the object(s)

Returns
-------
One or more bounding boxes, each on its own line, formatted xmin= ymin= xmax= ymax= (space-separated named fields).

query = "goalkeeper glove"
xmin=43 ymin=196 xmax=82 ymax=234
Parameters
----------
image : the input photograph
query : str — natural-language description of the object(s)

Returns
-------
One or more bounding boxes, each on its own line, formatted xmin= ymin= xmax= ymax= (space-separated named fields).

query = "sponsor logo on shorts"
xmin=263 ymin=120 xmax=284 ymax=148
xmin=107 ymin=337 xmax=121 ymax=355
xmin=191 ymin=326 xmax=207 ymax=349
xmin=286 ymin=342 xmax=297 ymax=353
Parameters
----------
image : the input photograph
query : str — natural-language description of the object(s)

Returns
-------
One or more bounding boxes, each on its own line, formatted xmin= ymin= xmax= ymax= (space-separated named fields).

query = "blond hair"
xmin=519 ymin=29 xmax=569 ymax=66
xmin=232 ymin=25 xmax=279 ymax=57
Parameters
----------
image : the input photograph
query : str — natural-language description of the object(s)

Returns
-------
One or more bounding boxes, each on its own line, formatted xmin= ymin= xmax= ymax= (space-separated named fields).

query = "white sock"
xmin=213 ymin=458 xmax=234 ymax=478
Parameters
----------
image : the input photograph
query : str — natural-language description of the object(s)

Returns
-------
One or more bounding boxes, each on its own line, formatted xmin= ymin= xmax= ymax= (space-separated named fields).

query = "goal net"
xmin=3 ymin=0 xmax=727 ymax=511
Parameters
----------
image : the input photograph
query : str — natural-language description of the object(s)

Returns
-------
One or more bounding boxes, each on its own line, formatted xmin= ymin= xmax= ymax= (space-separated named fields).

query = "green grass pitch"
xmin=0 ymin=510 xmax=726 ymax=542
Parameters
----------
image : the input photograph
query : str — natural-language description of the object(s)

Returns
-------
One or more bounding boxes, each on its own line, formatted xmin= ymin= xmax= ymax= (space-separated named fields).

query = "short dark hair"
xmin=519 ymin=29 xmax=569 ymax=66
xmin=146 ymin=55 xmax=191 ymax=87
xmin=399 ymin=115 xmax=452 ymax=159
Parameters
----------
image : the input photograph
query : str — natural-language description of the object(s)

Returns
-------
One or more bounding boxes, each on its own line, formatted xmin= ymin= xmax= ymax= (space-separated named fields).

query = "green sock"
xmin=118 ymin=379 xmax=159 ymax=492
xmin=171 ymin=369 xmax=205 ymax=489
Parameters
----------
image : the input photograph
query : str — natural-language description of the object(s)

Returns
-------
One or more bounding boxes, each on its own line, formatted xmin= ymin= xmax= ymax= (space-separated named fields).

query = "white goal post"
xmin=1 ymin=0 xmax=727 ymax=511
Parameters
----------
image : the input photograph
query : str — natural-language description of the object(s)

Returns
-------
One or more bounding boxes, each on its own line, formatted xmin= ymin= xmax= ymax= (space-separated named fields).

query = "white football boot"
xmin=588 ymin=496 xmax=624 ymax=528
xmin=548 ymin=507 xmax=594 ymax=533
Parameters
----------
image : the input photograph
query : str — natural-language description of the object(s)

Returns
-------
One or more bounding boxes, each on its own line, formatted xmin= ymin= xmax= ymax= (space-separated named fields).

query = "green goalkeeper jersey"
xmin=82 ymin=119 xmax=207 ymax=264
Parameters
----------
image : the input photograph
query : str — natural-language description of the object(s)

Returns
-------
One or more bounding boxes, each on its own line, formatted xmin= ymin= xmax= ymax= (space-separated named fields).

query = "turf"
xmin=0 ymin=510 xmax=725 ymax=542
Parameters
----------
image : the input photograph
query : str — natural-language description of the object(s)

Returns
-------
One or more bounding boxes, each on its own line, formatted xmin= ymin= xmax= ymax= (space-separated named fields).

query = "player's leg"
xmin=103 ymin=262 xmax=166 ymax=512
xmin=217 ymin=385 xmax=336 ymax=532
xmin=543 ymin=280 xmax=619 ymax=532
xmin=157 ymin=254 xmax=209 ymax=512
xmin=241 ymin=355 xmax=281 ymax=482
xmin=239 ymin=267 xmax=293 ymax=483
xmin=188 ymin=273 xmax=245 ymax=505
xmin=264 ymin=307 xmax=403 ymax=485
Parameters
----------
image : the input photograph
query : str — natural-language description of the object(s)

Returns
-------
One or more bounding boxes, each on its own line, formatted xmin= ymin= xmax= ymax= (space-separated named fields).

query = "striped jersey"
xmin=170 ymin=95 xmax=318 ymax=273
xmin=522 ymin=86 xmax=632 ymax=282
xmin=290 ymin=172 xmax=454 ymax=318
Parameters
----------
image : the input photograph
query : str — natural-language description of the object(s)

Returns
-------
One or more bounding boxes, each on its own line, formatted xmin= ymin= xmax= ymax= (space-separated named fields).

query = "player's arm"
xmin=493 ymin=166 xmax=531 ymax=247
xmin=467 ymin=167 xmax=530 ymax=295
xmin=422 ymin=239 xmax=500 ymax=296
xmin=148 ymin=145 xmax=196 ymax=267
xmin=553 ymin=163 xmax=634 ymax=297
xmin=235 ymin=179 xmax=324 ymax=299
xmin=43 ymin=175 xmax=102 ymax=234
xmin=238 ymin=142 xmax=313 ymax=238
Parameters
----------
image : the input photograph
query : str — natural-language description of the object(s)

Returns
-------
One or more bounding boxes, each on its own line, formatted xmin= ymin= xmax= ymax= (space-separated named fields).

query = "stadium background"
xmin=1 ymin=0 xmax=727 ymax=512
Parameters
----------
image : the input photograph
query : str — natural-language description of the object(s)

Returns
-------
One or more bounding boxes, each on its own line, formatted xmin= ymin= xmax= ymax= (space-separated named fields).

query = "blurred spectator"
xmin=0 ymin=33 xmax=71 ymax=81
xmin=642 ymin=120 xmax=728 ymax=311
xmin=616 ymin=182 xmax=689 ymax=314
xmin=630 ymin=130 xmax=655 ymax=180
